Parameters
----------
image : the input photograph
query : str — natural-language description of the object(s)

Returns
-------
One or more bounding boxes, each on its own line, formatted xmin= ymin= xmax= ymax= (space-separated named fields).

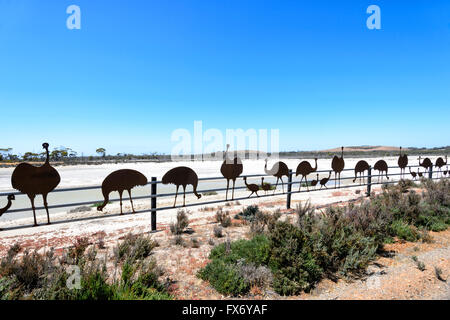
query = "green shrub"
xmin=269 ymin=222 xmax=322 ymax=295
xmin=389 ymin=220 xmax=420 ymax=242
xmin=197 ymin=259 xmax=249 ymax=296
xmin=0 ymin=235 xmax=170 ymax=300
xmin=235 ymin=205 xmax=260 ymax=222
xmin=197 ymin=235 xmax=271 ymax=296
xmin=114 ymin=233 xmax=157 ymax=263
xmin=198 ymin=179 xmax=450 ymax=297
xmin=209 ymin=235 xmax=270 ymax=266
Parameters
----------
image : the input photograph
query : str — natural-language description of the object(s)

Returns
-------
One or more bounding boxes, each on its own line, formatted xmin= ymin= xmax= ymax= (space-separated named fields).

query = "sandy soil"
xmin=0 ymin=183 xmax=449 ymax=300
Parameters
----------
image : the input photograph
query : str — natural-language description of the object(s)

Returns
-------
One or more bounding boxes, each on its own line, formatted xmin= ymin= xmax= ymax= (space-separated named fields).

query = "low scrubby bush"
xmin=198 ymin=179 xmax=450 ymax=297
xmin=170 ymin=210 xmax=190 ymax=235
xmin=0 ymin=234 xmax=171 ymax=300
xmin=235 ymin=205 xmax=260 ymax=222
xmin=213 ymin=226 xmax=223 ymax=238
xmin=216 ymin=209 xmax=232 ymax=228
xmin=197 ymin=235 xmax=270 ymax=296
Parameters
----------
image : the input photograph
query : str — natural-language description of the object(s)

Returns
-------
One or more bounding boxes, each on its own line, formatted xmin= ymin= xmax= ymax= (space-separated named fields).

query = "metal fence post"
xmin=366 ymin=166 xmax=372 ymax=197
xmin=151 ymin=177 xmax=157 ymax=231
xmin=287 ymin=169 xmax=293 ymax=209
xmin=429 ymin=166 xmax=433 ymax=180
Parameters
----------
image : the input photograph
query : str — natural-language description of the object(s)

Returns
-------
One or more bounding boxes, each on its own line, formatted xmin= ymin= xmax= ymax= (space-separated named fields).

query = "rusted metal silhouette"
xmin=435 ymin=156 xmax=447 ymax=177
xmin=162 ymin=166 xmax=202 ymax=207
xmin=409 ymin=167 xmax=417 ymax=180
xmin=310 ymin=174 xmax=319 ymax=189
xmin=331 ymin=147 xmax=345 ymax=188
xmin=374 ymin=160 xmax=389 ymax=182
xmin=243 ymin=177 xmax=259 ymax=198
xmin=97 ymin=169 xmax=147 ymax=214
xmin=397 ymin=147 xmax=408 ymax=179
xmin=0 ymin=194 xmax=14 ymax=231
xmin=264 ymin=159 xmax=289 ymax=194
xmin=418 ymin=169 xmax=424 ymax=178
xmin=320 ymin=171 xmax=332 ymax=189
xmin=0 ymin=194 xmax=15 ymax=218
xmin=418 ymin=156 xmax=433 ymax=176
xmin=261 ymin=177 xmax=272 ymax=195
xmin=353 ymin=160 xmax=370 ymax=185
xmin=11 ymin=143 xmax=60 ymax=226
xmin=221 ymin=144 xmax=243 ymax=201
xmin=296 ymin=158 xmax=318 ymax=191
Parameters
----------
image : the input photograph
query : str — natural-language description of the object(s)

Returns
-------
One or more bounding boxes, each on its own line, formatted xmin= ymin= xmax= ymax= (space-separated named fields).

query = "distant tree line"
xmin=0 ymin=146 xmax=168 ymax=165
xmin=1 ymin=145 xmax=449 ymax=166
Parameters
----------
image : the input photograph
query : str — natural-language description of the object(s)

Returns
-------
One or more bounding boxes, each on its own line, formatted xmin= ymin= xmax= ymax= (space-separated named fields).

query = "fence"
xmin=0 ymin=163 xmax=446 ymax=232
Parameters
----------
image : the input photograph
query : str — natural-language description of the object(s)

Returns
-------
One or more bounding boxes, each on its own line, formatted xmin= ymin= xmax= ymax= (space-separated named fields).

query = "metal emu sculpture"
xmin=162 ymin=166 xmax=202 ymax=207
xmin=11 ymin=143 xmax=60 ymax=226
xmin=97 ymin=169 xmax=148 ymax=214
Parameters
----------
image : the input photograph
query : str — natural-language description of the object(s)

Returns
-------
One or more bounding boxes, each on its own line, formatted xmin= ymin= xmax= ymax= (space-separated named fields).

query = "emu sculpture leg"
xmin=183 ymin=185 xmax=186 ymax=207
xmin=305 ymin=177 xmax=309 ymax=192
xmin=232 ymin=179 xmax=236 ymax=200
xmin=273 ymin=178 xmax=279 ymax=195
xmin=119 ymin=191 xmax=123 ymax=215
xmin=29 ymin=195 xmax=37 ymax=227
xmin=43 ymin=194 xmax=51 ymax=225
xmin=225 ymin=180 xmax=229 ymax=201
xmin=174 ymin=185 xmax=179 ymax=207
xmin=128 ymin=189 xmax=135 ymax=213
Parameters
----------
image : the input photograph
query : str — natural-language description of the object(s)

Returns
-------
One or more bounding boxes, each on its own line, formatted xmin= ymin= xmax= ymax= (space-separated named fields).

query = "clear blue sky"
xmin=1 ymin=0 xmax=449 ymax=156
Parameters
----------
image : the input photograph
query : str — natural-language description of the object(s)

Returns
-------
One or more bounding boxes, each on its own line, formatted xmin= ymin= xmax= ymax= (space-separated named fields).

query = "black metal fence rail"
xmin=0 ymin=164 xmax=446 ymax=232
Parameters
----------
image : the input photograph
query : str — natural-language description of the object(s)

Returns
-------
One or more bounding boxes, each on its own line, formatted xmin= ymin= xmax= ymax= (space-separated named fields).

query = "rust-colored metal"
xmin=220 ymin=144 xmax=243 ymax=201
xmin=320 ymin=171 xmax=332 ymax=189
xmin=418 ymin=156 xmax=433 ymax=173
xmin=435 ymin=156 xmax=447 ymax=176
xmin=261 ymin=177 xmax=272 ymax=195
xmin=0 ymin=194 xmax=15 ymax=218
xmin=310 ymin=174 xmax=319 ymax=189
xmin=331 ymin=147 xmax=345 ymax=188
xmin=397 ymin=147 xmax=408 ymax=179
xmin=162 ymin=166 xmax=201 ymax=207
xmin=296 ymin=158 xmax=318 ymax=191
xmin=418 ymin=169 xmax=424 ymax=178
xmin=97 ymin=169 xmax=148 ymax=214
xmin=264 ymin=159 xmax=289 ymax=194
xmin=374 ymin=160 xmax=389 ymax=182
xmin=11 ymin=143 xmax=61 ymax=226
xmin=243 ymin=177 xmax=259 ymax=198
xmin=409 ymin=166 xmax=417 ymax=180
xmin=353 ymin=160 xmax=370 ymax=185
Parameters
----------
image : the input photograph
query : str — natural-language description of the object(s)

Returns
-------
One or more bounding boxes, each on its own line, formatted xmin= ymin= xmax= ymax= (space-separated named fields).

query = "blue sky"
xmin=1 ymin=0 xmax=449 ymax=155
